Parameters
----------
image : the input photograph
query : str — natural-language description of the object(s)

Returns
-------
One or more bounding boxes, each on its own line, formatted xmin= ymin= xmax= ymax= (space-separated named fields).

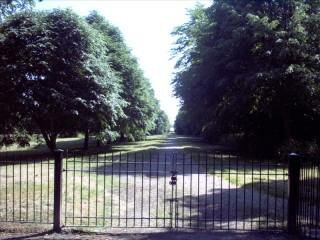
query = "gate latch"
xmin=169 ymin=171 xmax=178 ymax=185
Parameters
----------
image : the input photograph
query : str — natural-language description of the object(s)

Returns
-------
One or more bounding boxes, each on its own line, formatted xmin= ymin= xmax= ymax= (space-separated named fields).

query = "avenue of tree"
xmin=173 ymin=0 xmax=320 ymax=156
xmin=0 ymin=0 xmax=170 ymax=151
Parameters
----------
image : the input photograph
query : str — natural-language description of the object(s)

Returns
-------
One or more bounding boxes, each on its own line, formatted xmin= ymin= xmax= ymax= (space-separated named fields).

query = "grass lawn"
xmin=0 ymin=134 xmax=168 ymax=158
xmin=0 ymin=134 xmax=171 ymax=227
xmin=189 ymin=152 xmax=289 ymax=199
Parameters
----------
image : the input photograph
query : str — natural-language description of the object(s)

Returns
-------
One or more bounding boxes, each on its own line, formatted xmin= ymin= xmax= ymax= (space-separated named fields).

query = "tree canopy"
xmin=86 ymin=11 xmax=169 ymax=140
xmin=0 ymin=0 xmax=34 ymax=22
xmin=0 ymin=9 xmax=170 ymax=150
xmin=173 ymin=1 xmax=320 ymax=156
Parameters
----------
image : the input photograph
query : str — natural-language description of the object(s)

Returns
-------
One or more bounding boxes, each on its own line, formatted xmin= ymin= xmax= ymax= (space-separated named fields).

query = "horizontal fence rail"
xmin=0 ymin=155 xmax=54 ymax=224
xmin=63 ymin=151 xmax=288 ymax=230
xmin=298 ymin=156 xmax=320 ymax=239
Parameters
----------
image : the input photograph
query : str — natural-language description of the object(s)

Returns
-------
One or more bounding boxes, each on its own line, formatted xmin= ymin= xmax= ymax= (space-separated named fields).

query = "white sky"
xmin=36 ymin=0 xmax=211 ymax=124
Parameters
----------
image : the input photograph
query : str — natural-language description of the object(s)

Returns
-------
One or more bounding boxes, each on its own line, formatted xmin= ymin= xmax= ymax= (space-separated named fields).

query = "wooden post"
xmin=53 ymin=149 xmax=64 ymax=232
xmin=288 ymin=153 xmax=301 ymax=234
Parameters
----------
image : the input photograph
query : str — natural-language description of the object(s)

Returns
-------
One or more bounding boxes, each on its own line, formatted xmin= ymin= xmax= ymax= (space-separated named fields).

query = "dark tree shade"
xmin=172 ymin=1 xmax=320 ymax=156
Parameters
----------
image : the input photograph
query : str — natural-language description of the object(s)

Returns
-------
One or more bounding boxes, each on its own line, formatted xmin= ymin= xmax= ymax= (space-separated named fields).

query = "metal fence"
xmin=0 ymin=150 xmax=319 ymax=239
xmin=62 ymin=151 xmax=288 ymax=230
xmin=297 ymin=156 xmax=320 ymax=239
xmin=0 ymin=154 xmax=54 ymax=224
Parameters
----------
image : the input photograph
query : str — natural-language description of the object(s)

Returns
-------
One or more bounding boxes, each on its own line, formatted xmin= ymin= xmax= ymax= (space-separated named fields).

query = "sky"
xmin=36 ymin=0 xmax=211 ymax=125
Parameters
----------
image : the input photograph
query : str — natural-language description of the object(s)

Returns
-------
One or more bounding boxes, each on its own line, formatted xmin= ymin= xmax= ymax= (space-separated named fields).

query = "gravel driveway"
xmin=82 ymin=135 xmax=287 ymax=230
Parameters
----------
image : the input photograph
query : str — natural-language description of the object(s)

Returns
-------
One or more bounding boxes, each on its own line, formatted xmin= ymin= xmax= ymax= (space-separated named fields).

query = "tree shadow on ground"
xmin=1 ymin=230 xmax=53 ymax=240
xmin=0 ymin=134 xmax=170 ymax=161
xmin=171 ymin=181 xmax=288 ymax=230
xmin=0 ymin=229 xmax=292 ymax=240
xmin=90 ymin=149 xmax=287 ymax=179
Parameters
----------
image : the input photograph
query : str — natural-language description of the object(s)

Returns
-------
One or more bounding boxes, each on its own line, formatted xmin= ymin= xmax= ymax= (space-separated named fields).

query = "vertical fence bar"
xmin=134 ymin=152 xmax=137 ymax=227
xmin=316 ymin=162 xmax=320 ymax=239
xmin=64 ymin=153 xmax=68 ymax=226
xmin=126 ymin=153 xmax=129 ymax=227
xmin=53 ymin=149 xmax=64 ymax=232
xmin=88 ymin=155 xmax=91 ymax=227
xmin=103 ymin=153 xmax=106 ymax=227
xmin=156 ymin=152 xmax=159 ymax=227
xmin=287 ymin=153 xmax=301 ymax=234
xmin=118 ymin=152 xmax=121 ymax=227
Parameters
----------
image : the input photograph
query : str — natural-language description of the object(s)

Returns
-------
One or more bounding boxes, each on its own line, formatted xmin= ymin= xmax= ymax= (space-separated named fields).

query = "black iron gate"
xmin=2 ymin=150 xmax=320 ymax=238
xmin=296 ymin=155 xmax=320 ymax=239
xmin=62 ymin=151 xmax=288 ymax=230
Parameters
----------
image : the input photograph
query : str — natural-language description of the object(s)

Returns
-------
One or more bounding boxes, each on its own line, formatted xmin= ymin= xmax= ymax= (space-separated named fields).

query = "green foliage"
xmin=173 ymin=1 xmax=320 ymax=156
xmin=86 ymin=11 xmax=164 ymax=141
xmin=0 ymin=9 xmax=168 ymax=150
xmin=151 ymin=110 xmax=170 ymax=135
xmin=0 ymin=9 xmax=123 ymax=150
xmin=0 ymin=0 xmax=34 ymax=22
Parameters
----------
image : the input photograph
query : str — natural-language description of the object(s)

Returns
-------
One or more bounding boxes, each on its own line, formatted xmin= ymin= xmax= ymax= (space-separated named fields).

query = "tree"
xmin=0 ymin=0 xmax=34 ymax=22
xmin=173 ymin=1 xmax=320 ymax=156
xmin=86 ymin=11 xmax=161 ymax=142
xmin=151 ymin=109 xmax=170 ymax=135
xmin=0 ymin=9 xmax=123 ymax=151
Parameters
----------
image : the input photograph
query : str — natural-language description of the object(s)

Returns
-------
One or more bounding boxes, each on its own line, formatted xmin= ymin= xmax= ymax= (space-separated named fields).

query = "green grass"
xmin=0 ymin=159 xmax=122 ymax=226
xmin=0 ymin=134 xmax=171 ymax=227
xmin=191 ymin=153 xmax=289 ymax=199
xmin=0 ymin=134 xmax=169 ymax=159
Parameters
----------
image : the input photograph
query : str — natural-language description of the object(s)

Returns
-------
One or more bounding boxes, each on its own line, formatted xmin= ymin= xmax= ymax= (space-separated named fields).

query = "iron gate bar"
xmin=212 ymin=153 xmax=215 ymax=229
xmin=103 ymin=153 xmax=106 ymax=227
xmin=220 ymin=153 xmax=223 ymax=229
xmin=266 ymin=156 xmax=270 ymax=228
xmin=12 ymin=156 xmax=14 ymax=222
xmin=228 ymin=153 xmax=231 ymax=230
xmin=250 ymin=157 xmax=253 ymax=230
xmin=148 ymin=152 xmax=151 ymax=227
xmin=156 ymin=152 xmax=159 ymax=227
xmin=197 ymin=153 xmax=200 ymax=229
xmin=64 ymin=153 xmax=67 ymax=226
xmin=73 ymin=154 xmax=76 ymax=225
xmin=205 ymin=152 xmax=208 ymax=229
xmin=189 ymin=153 xmax=192 ymax=228
xmin=242 ymin=156 xmax=246 ymax=229
xmin=134 ymin=152 xmax=137 ymax=227
xmin=20 ymin=157 xmax=22 ymax=222
xmin=235 ymin=154 xmax=238 ymax=229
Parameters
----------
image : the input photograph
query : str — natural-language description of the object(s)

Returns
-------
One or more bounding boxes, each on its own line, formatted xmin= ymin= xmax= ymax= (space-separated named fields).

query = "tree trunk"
xmin=96 ymin=139 xmax=101 ymax=147
xmin=41 ymin=130 xmax=57 ymax=152
xmin=281 ymin=109 xmax=292 ymax=140
xmin=120 ymin=132 xmax=125 ymax=142
xmin=48 ymin=137 xmax=57 ymax=151
xmin=83 ymin=127 xmax=89 ymax=150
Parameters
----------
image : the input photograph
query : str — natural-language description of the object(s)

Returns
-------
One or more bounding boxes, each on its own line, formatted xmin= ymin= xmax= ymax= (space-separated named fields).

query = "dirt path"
xmin=87 ymin=134 xmax=287 ymax=230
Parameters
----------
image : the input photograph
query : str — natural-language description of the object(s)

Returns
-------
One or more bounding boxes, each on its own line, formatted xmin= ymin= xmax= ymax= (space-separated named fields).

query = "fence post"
xmin=287 ymin=153 xmax=301 ymax=234
xmin=53 ymin=149 xmax=64 ymax=233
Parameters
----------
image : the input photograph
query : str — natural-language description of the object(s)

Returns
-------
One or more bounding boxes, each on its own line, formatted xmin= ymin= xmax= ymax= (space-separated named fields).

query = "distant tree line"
xmin=173 ymin=0 xmax=320 ymax=157
xmin=0 ymin=1 xmax=170 ymax=151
